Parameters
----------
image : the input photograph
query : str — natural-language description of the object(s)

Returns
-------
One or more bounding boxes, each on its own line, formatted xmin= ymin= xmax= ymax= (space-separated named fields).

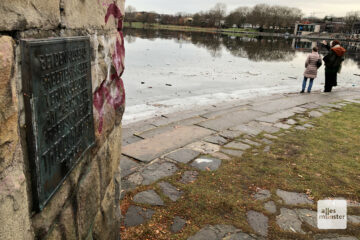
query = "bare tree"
xmin=125 ymin=5 xmax=137 ymax=27
xmin=210 ymin=3 xmax=227 ymax=28
xmin=344 ymin=11 xmax=360 ymax=33
xmin=225 ymin=7 xmax=250 ymax=28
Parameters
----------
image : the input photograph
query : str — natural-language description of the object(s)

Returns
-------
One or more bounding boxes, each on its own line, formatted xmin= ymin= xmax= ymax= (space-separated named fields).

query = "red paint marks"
xmin=93 ymin=82 xmax=107 ymax=133
xmin=105 ymin=3 xmax=123 ymax=24
xmin=94 ymin=2 xmax=126 ymax=133
xmin=113 ymin=38 xmax=125 ymax=76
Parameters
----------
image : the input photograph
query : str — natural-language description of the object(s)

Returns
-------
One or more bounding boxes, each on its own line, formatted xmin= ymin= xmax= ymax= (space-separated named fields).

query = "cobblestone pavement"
xmin=120 ymin=89 xmax=360 ymax=239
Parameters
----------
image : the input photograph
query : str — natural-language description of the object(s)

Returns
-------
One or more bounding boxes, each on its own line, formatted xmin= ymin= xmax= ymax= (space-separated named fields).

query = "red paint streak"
xmin=93 ymin=82 xmax=106 ymax=133
xmin=105 ymin=3 xmax=123 ymax=24
xmin=113 ymin=38 xmax=125 ymax=76
xmin=94 ymin=2 xmax=126 ymax=133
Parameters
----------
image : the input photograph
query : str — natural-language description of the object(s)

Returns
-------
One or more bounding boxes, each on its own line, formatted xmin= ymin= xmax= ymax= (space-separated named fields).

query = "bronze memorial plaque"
xmin=21 ymin=37 xmax=95 ymax=211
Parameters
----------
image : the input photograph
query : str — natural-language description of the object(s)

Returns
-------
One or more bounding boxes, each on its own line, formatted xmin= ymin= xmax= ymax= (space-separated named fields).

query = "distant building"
xmin=353 ymin=22 xmax=360 ymax=34
xmin=292 ymin=39 xmax=317 ymax=51
xmin=294 ymin=22 xmax=321 ymax=36
xmin=322 ymin=16 xmax=346 ymax=33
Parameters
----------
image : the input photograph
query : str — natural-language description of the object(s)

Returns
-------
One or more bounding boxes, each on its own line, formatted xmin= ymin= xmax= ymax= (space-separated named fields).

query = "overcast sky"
xmin=126 ymin=0 xmax=360 ymax=18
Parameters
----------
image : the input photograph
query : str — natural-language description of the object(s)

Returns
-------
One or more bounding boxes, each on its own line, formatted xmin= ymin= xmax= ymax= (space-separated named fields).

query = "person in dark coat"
xmin=322 ymin=40 xmax=346 ymax=92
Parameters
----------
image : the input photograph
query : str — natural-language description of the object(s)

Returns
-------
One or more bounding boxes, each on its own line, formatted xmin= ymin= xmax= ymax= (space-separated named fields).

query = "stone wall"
xmin=0 ymin=0 xmax=125 ymax=239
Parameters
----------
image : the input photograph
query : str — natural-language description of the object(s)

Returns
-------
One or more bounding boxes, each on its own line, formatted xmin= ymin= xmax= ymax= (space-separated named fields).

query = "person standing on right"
xmin=322 ymin=40 xmax=346 ymax=92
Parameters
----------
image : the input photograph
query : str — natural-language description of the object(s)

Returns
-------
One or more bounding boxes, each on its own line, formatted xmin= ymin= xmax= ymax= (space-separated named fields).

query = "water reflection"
xmin=124 ymin=28 xmax=360 ymax=67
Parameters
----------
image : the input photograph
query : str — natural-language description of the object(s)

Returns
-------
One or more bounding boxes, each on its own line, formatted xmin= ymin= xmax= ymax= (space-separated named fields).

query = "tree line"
xmin=125 ymin=4 xmax=360 ymax=34
xmin=125 ymin=3 xmax=303 ymax=31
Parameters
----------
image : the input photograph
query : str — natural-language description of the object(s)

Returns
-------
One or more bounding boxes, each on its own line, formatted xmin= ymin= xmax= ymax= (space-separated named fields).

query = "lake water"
xmin=122 ymin=28 xmax=360 ymax=124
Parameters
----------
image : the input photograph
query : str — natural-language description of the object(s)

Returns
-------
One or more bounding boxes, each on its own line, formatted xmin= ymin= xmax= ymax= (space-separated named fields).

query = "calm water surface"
xmin=122 ymin=29 xmax=360 ymax=124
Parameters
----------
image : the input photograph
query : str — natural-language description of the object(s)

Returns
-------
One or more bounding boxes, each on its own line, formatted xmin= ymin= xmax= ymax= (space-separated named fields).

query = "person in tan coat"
xmin=301 ymin=46 xmax=322 ymax=93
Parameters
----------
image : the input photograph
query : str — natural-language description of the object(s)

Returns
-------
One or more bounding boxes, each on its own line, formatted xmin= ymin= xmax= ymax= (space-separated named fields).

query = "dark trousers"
xmin=324 ymin=71 xmax=337 ymax=92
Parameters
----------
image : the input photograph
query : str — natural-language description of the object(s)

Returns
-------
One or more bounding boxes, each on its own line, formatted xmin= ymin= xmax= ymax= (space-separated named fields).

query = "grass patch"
xmin=121 ymin=103 xmax=360 ymax=240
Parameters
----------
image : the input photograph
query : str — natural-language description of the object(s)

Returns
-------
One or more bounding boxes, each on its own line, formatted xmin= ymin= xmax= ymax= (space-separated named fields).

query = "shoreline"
xmin=124 ymin=22 xmax=360 ymax=42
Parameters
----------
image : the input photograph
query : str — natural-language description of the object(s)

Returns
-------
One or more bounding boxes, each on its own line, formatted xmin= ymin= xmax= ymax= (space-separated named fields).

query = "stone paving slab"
xmin=276 ymin=208 xmax=304 ymax=234
xmin=135 ymin=161 xmax=179 ymax=185
xmin=124 ymin=206 xmax=155 ymax=227
xmin=348 ymin=215 xmax=360 ymax=225
xmin=123 ymin=126 xmax=214 ymax=162
xmin=133 ymin=190 xmax=164 ymax=206
xmin=251 ymin=95 xmax=310 ymax=114
xmin=122 ymin=123 xmax=157 ymax=138
xmin=224 ymin=141 xmax=251 ymax=151
xmin=191 ymin=157 xmax=222 ymax=171
xmin=263 ymin=134 xmax=278 ymax=139
xmin=219 ymin=130 xmax=243 ymax=140
xmin=158 ymin=182 xmax=183 ymax=202
xmin=286 ymin=119 xmax=297 ymax=125
xmin=165 ymin=148 xmax=200 ymax=164
xmin=253 ymin=189 xmax=271 ymax=201
xmin=210 ymin=152 xmax=232 ymax=161
xmin=295 ymin=209 xmax=317 ymax=228
xmin=197 ymin=110 xmax=266 ymax=131
xmin=203 ymin=135 xmax=228 ymax=145
xmin=308 ymin=111 xmax=323 ymax=118
xmin=137 ymin=116 xmax=207 ymax=139
xmin=246 ymin=211 xmax=268 ymax=237
xmin=185 ymin=141 xmax=220 ymax=154
xmin=256 ymin=109 xmax=297 ymax=123
xmin=247 ymin=121 xmax=280 ymax=134
xmin=180 ymin=171 xmax=199 ymax=184
xmin=150 ymin=111 xmax=208 ymax=127
xmin=301 ymin=102 xmax=321 ymax=109
xmin=200 ymin=105 xmax=249 ymax=119
xmin=120 ymin=155 xmax=140 ymax=178
xmin=264 ymin=201 xmax=277 ymax=214
xmin=220 ymin=149 xmax=244 ymax=158
xmin=276 ymin=189 xmax=314 ymax=205
xmin=187 ymin=225 xmax=241 ymax=240
xmin=135 ymin=125 xmax=177 ymax=139
xmin=122 ymin=135 xmax=144 ymax=147
xmin=171 ymin=216 xmax=186 ymax=233
xmin=241 ymin=139 xmax=261 ymax=147
xmin=230 ymin=124 xmax=262 ymax=136
xmin=315 ymin=236 xmax=358 ymax=240
xmin=274 ymin=123 xmax=291 ymax=129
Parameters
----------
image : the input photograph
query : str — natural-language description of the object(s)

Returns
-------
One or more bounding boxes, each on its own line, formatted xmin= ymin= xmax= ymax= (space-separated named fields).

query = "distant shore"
xmin=124 ymin=22 xmax=360 ymax=42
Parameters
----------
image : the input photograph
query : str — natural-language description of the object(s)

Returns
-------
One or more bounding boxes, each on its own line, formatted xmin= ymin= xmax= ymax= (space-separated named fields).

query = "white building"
xmin=294 ymin=22 xmax=321 ymax=36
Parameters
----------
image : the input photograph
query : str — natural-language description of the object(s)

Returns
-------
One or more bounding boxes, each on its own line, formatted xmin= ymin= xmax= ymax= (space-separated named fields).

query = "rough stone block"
xmin=62 ymin=0 xmax=124 ymax=29
xmin=0 ymin=0 xmax=60 ymax=31
xmin=32 ymin=179 xmax=71 ymax=236
xmin=93 ymin=179 xmax=119 ymax=240
xmin=76 ymin=160 xmax=101 ymax=239
xmin=96 ymin=141 xmax=112 ymax=199
xmin=45 ymin=225 xmax=62 ymax=240
xmin=0 ymin=36 xmax=18 ymax=174
xmin=0 ymin=169 xmax=33 ymax=240
xmin=94 ymin=102 xmax=116 ymax=146
xmin=58 ymin=203 xmax=77 ymax=239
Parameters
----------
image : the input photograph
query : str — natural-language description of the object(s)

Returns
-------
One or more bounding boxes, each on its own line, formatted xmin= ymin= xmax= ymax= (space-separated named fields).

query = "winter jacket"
xmin=323 ymin=44 xmax=346 ymax=73
xmin=304 ymin=52 xmax=321 ymax=79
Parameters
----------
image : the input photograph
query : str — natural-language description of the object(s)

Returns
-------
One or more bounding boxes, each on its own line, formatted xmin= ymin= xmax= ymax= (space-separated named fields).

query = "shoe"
xmin=300 ymin=90 xmax=305 ymax=93
xmin=307 ymin=91 xmax=311 ymax=93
